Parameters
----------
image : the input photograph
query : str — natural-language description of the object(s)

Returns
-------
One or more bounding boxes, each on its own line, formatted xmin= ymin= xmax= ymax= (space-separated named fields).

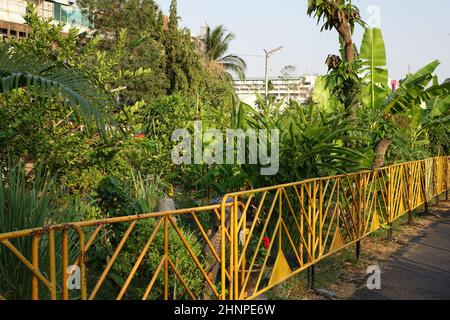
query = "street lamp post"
xmin=264 ymin=46 xmax=283 ymax=102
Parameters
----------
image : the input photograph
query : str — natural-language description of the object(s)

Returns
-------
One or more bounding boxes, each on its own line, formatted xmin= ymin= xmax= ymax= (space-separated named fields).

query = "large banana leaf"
xmin=427 ymin=94 xmax=450 ymax=120
xmin=312 ymin=76 xmax=342 ymax=113
xmin=419 ymin=81 xmax=450 ymax=101
xmin=360 ymin=28 xmax=389 ymax=109
xmin=383 ymin=60 xmax=440 ymax=114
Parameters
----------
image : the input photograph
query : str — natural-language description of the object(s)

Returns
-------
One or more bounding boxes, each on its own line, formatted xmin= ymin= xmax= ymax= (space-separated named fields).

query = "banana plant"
xmin=384 ymin=62 xmax=450 ymax=142
xmin=312 ymin=76 xmax=343 ymax=113
xmin=357 ymin=27 xmax=449 ymax=167
xmin=360 ymin=28 xmax=389 ymax=110
xmin=410 ymin=93 xmax=450 ymax=148
xmin=383 ymin=60 xmax=441 ymax=114
xmin=359 ymin=27 xmax=449 ymax=120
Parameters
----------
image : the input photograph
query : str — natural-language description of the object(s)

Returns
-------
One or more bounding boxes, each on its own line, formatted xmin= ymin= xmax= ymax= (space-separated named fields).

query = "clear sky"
xmin=155 ymin=0 xmax=450 ymax=81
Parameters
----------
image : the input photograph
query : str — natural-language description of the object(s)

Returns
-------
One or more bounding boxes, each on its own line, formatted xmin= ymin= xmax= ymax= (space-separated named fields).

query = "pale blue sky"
xmin=156 ymin=0 xmax=450 ymax=81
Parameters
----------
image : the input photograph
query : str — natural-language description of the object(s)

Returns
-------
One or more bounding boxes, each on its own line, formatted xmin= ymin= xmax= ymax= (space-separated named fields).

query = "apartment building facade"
xmin=0 ymin=0 xmax=92 ymax=39
xmin=234 ymin=75 xmax=317 ymax=108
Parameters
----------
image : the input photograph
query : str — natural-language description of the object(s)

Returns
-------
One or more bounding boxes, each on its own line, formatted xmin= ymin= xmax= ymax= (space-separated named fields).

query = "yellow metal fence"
xmin=0 ymin=157 xmax=448 ymax=300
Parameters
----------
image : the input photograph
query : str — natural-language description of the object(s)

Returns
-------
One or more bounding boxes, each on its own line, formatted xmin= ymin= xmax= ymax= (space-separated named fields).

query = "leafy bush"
xmin=429 ymin=124 xmax=450 ymax=156
xmin=96 ymin=175 xmax=135 ymax=217
xmin=89 ymin=170 xmax=204 ymax=300
xmin=130 ymin=171 xmax=167 ymax=213
xmin=109 ymin=219 xmax=205 ymax=300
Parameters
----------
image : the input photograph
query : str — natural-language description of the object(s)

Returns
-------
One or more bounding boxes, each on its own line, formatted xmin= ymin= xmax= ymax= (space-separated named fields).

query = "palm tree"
xmin=202 ymin=25 xmax=247 ymax=81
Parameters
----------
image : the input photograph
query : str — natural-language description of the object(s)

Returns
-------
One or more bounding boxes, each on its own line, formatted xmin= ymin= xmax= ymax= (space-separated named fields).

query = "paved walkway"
xmin=352 ymin=201 xmax=450 ymax=300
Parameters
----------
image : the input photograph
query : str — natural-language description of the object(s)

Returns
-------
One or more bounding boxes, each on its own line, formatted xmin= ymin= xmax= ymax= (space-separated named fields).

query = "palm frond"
xmin=219 ymin=54 xmax=247 ymax=80
xmin=0 ymin=44 xmax=115 ymax=133
xmin=203 ymin=24 xmax=246 ymax=80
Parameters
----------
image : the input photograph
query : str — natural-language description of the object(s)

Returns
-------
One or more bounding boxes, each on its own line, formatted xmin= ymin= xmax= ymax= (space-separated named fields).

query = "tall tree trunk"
xmin=372 ymin=138 xmax=392 ymax=169
xmin=344 ymin=80 xmax=360 ymax=148
xmin=335 ymin=21 xmax=359 ymax=148
xmin=336 ymin=23 xmax=356 ymax=64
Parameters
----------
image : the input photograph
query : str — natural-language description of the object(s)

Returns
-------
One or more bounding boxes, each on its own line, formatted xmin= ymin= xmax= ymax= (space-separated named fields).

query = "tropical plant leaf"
xmin=203 ymin=25 xmax=246 ymax=80
xmin=0 ymin=44 xmax=116 ymax=133
xmin=360 ymin=28 xmax=389 ymax=109
xmin=312 ymin=76 xmax=342 ymax=112
xmin=427 ymin=94 xmax=450 ymax=119
xmin=384 ymin=60 xmax=440 ymax=114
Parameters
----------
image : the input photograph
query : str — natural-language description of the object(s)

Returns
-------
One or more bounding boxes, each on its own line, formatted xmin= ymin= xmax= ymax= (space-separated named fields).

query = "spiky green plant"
xmin=0 ymin=161 xmax=80 ymax=299
xmin=131 ymin=171 xmax=168 ymax=213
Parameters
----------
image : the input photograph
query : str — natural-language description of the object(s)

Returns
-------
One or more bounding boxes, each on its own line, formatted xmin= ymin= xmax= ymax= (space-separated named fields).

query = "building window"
xmin=53 ymin=3 xmax=93 ymax=28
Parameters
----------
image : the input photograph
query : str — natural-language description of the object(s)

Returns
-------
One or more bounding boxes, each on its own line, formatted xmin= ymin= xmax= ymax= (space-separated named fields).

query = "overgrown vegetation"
xmin=0 ymin=0 xmax=448 ymax=300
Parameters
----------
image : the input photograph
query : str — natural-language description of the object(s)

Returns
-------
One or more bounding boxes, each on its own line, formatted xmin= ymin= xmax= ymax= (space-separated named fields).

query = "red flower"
xmin=263 ymin=237 xmax=270 ymax=249
xmin=134 ymin=134 xmax=145 ymax=139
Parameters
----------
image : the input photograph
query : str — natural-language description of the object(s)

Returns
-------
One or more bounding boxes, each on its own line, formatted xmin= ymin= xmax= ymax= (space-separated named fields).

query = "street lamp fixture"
xmin=264 ymin=46 xmax=284 ymax=101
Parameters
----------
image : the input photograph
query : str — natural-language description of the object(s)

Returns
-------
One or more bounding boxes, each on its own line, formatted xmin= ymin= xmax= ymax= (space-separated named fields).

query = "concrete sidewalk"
xmin=352 ymin=201 xmax=450 ymax=300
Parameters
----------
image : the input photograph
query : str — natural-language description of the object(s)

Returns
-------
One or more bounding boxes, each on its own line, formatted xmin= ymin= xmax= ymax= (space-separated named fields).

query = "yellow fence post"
xmin=407 ymin=163 xmax=414 ymax=224
xmin=388 ymin=166 xmax=394 ymax=241
xmin=355 ymin=173 xmax=362 ymax=261
xmin=62 ymin=229 xmax=69 ymax=300
xmin=445 ymin=157 xmax=450 ymax=201
xmin=31 ymin=234 xmax=40 ymax=300
xmin=164 ymin=215 xmax=169 ymax=300
xmin=233 ymin=196 xmax=239 ymax=300
xmin=433 ymin=158 xmax=440 ymax=207
xmin=48 ymin=230 xmax=57 ymax=300
xmin=220 ymin=196 xmax=228 ymax=301
xmin=422 ymin=161 xmax=430 ymax=214
xmin=229 ymin=198 xmax=234 ymax=300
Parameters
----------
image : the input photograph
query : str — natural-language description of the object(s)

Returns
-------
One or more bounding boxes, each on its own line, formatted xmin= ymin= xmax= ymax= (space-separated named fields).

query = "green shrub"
xmin=89 ymin=171 xmax=204 ymax=300
xmin=429 ymin=124 xmax=450 ymax=156
xmin=96 ymin=175 xmax=135 ymax=217
xmin=130 ymin=171 xmax=167 ymax=213
xmin=108 ymin=218 xmax=205 ymax=300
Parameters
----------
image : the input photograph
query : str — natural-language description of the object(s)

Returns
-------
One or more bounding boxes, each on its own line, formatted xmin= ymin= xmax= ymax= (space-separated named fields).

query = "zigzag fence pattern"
xmin=0 ymin=157 xmax=448 ymax=300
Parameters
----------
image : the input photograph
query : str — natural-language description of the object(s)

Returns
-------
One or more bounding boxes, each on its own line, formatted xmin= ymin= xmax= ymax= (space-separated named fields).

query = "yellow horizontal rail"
xmin=0 ymin=156 xmax=448 ymax=300
xmin=221 ymin=157 xmax=449 ymax=299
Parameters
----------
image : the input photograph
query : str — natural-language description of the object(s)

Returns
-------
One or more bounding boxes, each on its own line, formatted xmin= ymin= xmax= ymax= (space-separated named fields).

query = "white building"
xmin=0 ymin=0 xmax=92 ymax=39
xmin=234 ymin=75 xmax=317 ymax=108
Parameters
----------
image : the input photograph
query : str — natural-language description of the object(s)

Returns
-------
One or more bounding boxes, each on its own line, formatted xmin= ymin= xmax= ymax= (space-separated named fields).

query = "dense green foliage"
xmin=110 ymin=218 xmax=204 ymax=300
xmin=77 ymin=0 xmax=234 ymax=102
xmin=356 ymin=29 xmax=450 ymax=163
xmin=0 ymin=0 xmax=448 ymax=300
